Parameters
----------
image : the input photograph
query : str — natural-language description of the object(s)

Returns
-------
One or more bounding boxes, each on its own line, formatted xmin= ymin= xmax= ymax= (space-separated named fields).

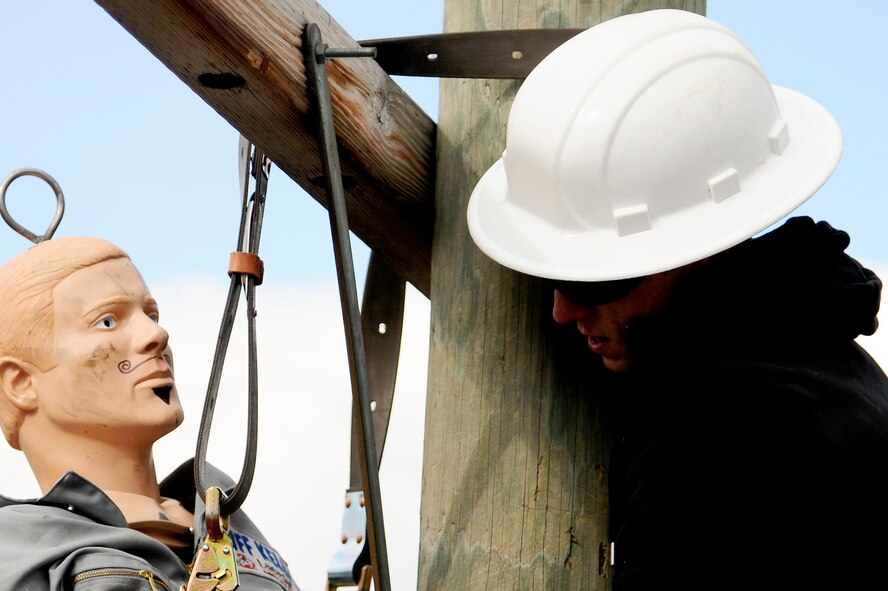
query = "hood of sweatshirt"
xmin=628 ymin=217 xmax=882 ymax=363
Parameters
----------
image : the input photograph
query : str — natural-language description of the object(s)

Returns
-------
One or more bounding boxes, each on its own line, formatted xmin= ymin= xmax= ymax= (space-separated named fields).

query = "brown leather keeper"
xmin=229 ymin=252 xmax=264 ymax=285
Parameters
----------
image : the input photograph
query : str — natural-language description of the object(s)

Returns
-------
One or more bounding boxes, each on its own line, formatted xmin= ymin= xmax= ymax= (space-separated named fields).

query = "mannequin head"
xmin=0 ymin=238 xmax=182 ymax=451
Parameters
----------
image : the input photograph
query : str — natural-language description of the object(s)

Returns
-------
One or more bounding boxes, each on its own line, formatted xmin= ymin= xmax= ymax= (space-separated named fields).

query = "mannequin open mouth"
xmin=153 ymin=386 xmax=172 ymax=404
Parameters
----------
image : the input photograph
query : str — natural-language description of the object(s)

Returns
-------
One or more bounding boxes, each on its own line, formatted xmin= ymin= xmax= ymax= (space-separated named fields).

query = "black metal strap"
xmin=359 ymin=29 xmax=585 ymax=78
xmin=349 ymin=252 xmax=406 ymax=489
xmin=303 ymin=23 xmax=392 ymax=591
xmin=194 ymin=141 xmax=270 ymax=516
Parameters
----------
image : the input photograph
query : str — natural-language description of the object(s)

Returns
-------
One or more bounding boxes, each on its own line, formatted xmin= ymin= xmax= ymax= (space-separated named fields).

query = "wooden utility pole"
xmin=421 ymin=1 xmax=705 ymax=589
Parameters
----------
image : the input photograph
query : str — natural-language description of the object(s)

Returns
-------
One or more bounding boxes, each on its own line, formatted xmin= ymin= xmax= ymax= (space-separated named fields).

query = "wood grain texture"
xmin=421 ymin=1 xmax=705 ymax=589
xmin=93 ymin=0 xmax=436 ymax=294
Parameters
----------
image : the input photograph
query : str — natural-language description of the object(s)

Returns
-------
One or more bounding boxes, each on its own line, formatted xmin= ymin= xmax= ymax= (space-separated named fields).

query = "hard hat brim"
xmin=467 ymin=86 xmax=843 ymax=281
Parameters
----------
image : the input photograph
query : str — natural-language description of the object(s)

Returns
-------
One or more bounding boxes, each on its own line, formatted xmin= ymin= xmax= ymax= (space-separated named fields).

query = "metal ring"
xmin=0 ymin=168 xmax=65 ymax=243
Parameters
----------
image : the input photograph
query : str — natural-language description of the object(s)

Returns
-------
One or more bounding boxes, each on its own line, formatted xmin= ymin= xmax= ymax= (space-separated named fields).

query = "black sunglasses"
xmin=552 ymin=276 xmax=644 ymax=307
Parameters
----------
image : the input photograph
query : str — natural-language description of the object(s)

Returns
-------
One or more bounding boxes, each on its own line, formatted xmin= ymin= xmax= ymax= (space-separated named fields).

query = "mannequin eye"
xmin=95 ymin=315 xmax=118 ymax=330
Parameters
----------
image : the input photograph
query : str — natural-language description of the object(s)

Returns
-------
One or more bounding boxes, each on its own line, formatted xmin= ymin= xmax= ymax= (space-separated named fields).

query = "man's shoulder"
xmin=669 ymin=341 xmax=887 ymax=404
xmin=646 ymin=344 xmax=888 ymax=457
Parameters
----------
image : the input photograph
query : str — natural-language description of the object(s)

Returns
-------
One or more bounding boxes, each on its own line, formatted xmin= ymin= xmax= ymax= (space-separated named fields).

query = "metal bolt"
xmin=323 ymin=46 xmax=378 ymax=59
xmin=356 ymin=535 xmax=364 ymax=543
xmin=359 ymin=495 xmax=365 ymax=507
xmin=223 ymin=547 xmax=231 ymax=555
xmin=202 ymin=544 xmax=211 ymax=552
xmin=512 ymin=50 xmax=524 ymax=60
xmin=345 ymin=497 xmax=352 ymax=508
xmin=341 ymin=535 xmax=349 ymax=544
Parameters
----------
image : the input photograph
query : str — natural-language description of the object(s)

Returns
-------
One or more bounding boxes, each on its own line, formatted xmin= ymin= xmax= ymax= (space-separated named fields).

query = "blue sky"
xmin=0 ymin=3 xmax=886 ymax=589
xmin=0 ymin=0 xmax=443 ymax=290
xmin=1 ymin=1 xmax=885 ymax=291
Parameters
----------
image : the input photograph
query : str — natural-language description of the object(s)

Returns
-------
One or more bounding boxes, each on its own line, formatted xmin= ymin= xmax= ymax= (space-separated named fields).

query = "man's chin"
xmin=602 ymin=355 xmax=633 ymax=373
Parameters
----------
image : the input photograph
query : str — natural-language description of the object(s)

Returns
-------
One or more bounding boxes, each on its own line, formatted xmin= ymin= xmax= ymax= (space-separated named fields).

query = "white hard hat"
xmin=467 ymin=9 xmax=842 ymax=281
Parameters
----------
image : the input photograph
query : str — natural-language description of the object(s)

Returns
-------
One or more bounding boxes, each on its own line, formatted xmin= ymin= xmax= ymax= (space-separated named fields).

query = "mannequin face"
xmin=29 ymin=257 xmax=183 ymax=446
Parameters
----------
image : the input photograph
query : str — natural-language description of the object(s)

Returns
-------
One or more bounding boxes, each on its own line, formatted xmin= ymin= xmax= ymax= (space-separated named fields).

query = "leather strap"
xmin=228 ymin=251 xmax=264 ymax=285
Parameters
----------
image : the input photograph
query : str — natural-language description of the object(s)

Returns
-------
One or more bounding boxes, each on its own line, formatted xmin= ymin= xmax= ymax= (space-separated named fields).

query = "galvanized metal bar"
xmin=302 ymin=23 xmax=391 ymax=591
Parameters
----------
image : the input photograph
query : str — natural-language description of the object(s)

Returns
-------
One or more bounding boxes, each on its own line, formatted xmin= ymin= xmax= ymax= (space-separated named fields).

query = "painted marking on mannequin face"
xmin=118 ymin=354 xmax=174 ymax=404
xmin=117 ymin=354 xmax=170 ymax=374
xmin=153 ymin=386 xmax=172 ymax=405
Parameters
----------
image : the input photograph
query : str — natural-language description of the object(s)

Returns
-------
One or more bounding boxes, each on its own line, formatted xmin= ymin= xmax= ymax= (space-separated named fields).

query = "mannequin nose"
xmin=552 ymin=290 xmax=594 ymax=324
xmin=136 ymin=315 xmax=170 ymax=354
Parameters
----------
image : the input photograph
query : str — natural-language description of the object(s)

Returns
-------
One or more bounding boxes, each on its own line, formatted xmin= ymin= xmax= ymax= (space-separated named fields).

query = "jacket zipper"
xmin=72 ymin=568 xmax=171 ymax=591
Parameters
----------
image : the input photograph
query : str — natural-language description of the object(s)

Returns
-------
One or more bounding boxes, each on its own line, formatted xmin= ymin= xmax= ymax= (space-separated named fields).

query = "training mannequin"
xmin=0 ymin=237 xmax=298 ymax=590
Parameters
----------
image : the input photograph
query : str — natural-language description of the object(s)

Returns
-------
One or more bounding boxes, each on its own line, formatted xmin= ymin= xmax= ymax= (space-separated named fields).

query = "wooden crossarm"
xmin=94 ymin=0 xmax=435 ymax=294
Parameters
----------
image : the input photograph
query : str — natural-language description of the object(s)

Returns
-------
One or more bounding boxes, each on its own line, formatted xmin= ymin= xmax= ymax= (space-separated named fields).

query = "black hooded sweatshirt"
xmin=608 ymin=217 xmax=888 ymax=590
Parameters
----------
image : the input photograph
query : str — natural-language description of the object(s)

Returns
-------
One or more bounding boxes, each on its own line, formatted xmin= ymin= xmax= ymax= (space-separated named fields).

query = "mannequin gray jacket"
xmin=0 ymin=460 xmax=299 ymax=590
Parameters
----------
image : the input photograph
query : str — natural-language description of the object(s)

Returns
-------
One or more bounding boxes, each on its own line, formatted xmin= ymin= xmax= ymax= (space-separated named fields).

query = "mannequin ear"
xmin=0 ymin=357 xmax=39 ymax=412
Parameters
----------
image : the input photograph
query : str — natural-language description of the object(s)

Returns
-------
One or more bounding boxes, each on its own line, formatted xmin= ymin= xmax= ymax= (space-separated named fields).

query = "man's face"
xmin=31 ymin=257 xmax=183 ymax=446
xmin=552 ymin=271 xmax=683 ymax=373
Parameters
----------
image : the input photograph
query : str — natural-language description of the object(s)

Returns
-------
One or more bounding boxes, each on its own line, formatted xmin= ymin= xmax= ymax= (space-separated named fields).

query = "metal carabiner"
xmin=0 ymin=168 xmax=65 ymax=243
xmin=185 ymin=487 xmax=239 ymax=591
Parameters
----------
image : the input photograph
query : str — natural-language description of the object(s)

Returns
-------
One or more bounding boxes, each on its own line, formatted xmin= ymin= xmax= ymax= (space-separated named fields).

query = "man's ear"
xmin=0 ymin=357 xmax=39 ymax=412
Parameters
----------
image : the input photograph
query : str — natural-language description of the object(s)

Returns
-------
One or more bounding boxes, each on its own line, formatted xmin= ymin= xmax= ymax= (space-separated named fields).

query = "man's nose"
xmin=552 ymin=289 xmax=594 ymax=324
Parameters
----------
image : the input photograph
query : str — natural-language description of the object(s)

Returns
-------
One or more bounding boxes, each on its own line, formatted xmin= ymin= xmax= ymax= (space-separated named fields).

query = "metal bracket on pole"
xmin=359 ymin=29 xmax=585 ymax=79
xmin=301 ymin=23 xmax=392 ymax=591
